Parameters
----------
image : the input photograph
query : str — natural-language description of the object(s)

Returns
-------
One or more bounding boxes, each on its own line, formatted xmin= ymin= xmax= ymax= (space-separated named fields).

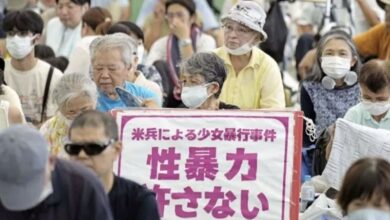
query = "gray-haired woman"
xmin=40 ymin=72 xmax=98 ymax=157
xmin=180 ymin=52 xmax=239 ymax=110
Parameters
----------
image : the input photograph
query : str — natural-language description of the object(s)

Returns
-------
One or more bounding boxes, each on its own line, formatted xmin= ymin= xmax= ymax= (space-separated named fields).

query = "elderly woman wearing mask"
xmin=40 ymin=73 xmax=98 ymax=157
xmin=215 ymin=0 xmax=285 ymax=109
xmin=180 ymin=52 xmax=239 ymax=110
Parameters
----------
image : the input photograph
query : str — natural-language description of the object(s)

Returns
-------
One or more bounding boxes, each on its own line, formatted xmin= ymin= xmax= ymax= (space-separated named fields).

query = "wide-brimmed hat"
xmin=221 ymin=0 xmax=268 ymax=41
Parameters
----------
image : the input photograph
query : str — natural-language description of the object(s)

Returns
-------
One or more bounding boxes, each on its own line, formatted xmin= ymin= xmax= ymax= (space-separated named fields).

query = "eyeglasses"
xmin=64 ymin=139 xmax=114 ymax=156
xmin=222 ymin=24 xmax=254 ymax=35
xmin=165 ymin=12 xmax=187 ymax=20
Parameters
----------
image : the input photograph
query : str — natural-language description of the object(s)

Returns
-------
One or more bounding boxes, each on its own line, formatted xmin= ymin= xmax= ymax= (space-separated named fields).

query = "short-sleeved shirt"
xmin=353 ymin=23 xmax=390 ymax=60
xmin=344 ymin=102 xmax=390 ymax=130
xmin=109 ymin=176 xmax=160 ymax=220
xmin=0 ymin=159 xmax=113 ymax=220
xmin=97 ymin=81 xmax=161 ymax=112
xmin=4 ymin=59 xmax=63 ymax=123
xmin=214 ymin=46 xmax=285 ymax=109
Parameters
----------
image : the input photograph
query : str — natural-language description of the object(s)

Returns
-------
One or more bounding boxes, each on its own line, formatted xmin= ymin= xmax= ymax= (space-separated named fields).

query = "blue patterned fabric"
xmin=302 ymin=81 xmax=360 ymax=136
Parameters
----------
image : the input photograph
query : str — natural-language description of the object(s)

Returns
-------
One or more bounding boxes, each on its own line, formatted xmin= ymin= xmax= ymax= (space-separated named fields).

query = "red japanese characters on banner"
xmin=114 ymin=110 xmax=302 ymax=220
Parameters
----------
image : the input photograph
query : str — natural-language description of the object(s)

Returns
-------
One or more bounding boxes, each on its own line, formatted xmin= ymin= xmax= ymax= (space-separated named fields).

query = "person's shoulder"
xmin=112 ymin=176 xmax=155 ymax=201
xmin=344 ymin=102 xmax=364 ymax=120
xmin=36 ymin=59 xmax=63 ymax=77
xmin=47 ymin=16 xmax=61 ymax=27
xmin=125 ymin=82 xmax=155 ymax=97
xmin=54 ymin=159 xmax=100 ymax=186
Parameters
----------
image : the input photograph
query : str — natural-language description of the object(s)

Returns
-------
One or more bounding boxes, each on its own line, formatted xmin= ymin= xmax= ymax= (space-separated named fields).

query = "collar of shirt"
xmin=363 ymin=106 xmax=390 ymax=123
xmin=219 ymin=46 xmax=262 ymax=70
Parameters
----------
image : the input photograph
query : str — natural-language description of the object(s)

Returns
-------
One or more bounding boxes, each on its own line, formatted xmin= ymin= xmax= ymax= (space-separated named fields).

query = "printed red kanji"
xmin=197 ymin=128 xmax=210 ymax=141
xmin=264 ymin=129 xmax=277 ymax=142
xmin=225 ymin=148 xmax=257 ymax=181
xmin=237 ymin=128 xmax=250 ymax=141
xmin=147 ymin=147 xmax=181 ymax=180
xmin=152 ymin=184 xmax=171 ymax=217
xmin=210 ymin=128 xmax=223 ymax=141
xmin=249 ymin=129 xmax=263 ymax=142
xmin=185 ymin=147 xmax=218 ymax=181
xmin=171 ymin=186 xmax=202 ymax=218
xmin=132 ymin=128 xmax=145 ymax=140
xmin=145 ymin=128 xmax=157 ymax=140
xmin=204 ymin=186 xmax=236 ymax=218
xmin=224 ymin=128 xmax=236 ymax=141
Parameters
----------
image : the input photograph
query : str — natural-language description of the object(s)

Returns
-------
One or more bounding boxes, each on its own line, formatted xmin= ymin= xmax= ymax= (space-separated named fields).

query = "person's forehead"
xmin=57 ymin=0 xmax=77 ymax=5
xmin=93 ymin=48 xmax=123 ymax=61
xmin=224 ymin=19 xmax=248 ymax=28
xmin=167 ymin=3 xmax=190 ymax=13
xmin=70 ymin=126 xmax=107 ymax=141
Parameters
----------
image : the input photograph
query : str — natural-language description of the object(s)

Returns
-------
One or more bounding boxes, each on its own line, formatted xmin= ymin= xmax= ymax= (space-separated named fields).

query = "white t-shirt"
xmin=46 ymin=17 xmax=82 ymax=58
xmin=4 ymin=59 xmax=63 ymax=123
xmin=145 ymin=33 xmax=216 ymax=66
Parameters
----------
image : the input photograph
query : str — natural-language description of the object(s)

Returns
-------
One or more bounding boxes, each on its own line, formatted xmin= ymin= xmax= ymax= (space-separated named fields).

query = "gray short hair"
xmin=90 ymin=33 xmax=137 ymax=66
xmin=52 ymin=73 xmax=98 ymax=109
xmin=180 ymin=52 xmax=227 ymax=98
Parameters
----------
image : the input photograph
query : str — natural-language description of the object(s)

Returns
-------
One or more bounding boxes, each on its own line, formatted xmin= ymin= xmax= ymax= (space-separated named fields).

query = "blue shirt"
xmin=344 ymin=102 xmax=390 ymax=130
xmin=97 ymin=81 xmax=161 ymax=112
xmin=135 ymin=0 xmax=219 ymax=31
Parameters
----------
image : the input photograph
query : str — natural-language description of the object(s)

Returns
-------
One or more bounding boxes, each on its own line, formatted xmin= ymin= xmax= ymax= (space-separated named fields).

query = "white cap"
xmin=221 ymin=0 xmax=268 ymax=41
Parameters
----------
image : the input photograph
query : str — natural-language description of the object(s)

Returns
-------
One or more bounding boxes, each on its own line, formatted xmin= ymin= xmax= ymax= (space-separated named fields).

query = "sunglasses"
xmin=64 ymin=139 xmax=114 ymax=156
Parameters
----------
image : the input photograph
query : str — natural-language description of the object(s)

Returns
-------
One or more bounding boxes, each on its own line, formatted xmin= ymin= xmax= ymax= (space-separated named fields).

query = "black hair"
xmin=165 ymin=0 xmax=196 ymax=16
xmin=34 ymin=44 xmax=55 ymax=60
xmin=107 ymin=21 xmax=144 ymax=42
xmin=69 ymin=110 xmax=119 ymax=141
xmin=55 ymin=0 xmax=90 ymax=5
xmin=3 ymin=10 xmax=44 ymax=34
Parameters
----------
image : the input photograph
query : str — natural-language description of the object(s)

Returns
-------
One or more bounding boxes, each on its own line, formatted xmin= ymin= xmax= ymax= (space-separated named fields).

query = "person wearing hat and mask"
xmin=146 ymin=0 xmax=216 ymax=107
xmin=215 ymin=0 xmax=285 ymax=109
xmin=3 ymin=10 xmax=63 ymax=127
xmin=0 ymin=125 xmax=113 ymax=220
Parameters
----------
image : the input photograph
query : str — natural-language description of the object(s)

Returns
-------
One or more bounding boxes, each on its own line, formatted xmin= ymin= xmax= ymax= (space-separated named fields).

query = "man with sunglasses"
xmin=0 ymin=125 xmax=113 ymax=220
xmin=66 ymin=110 xmax=160 ymax=220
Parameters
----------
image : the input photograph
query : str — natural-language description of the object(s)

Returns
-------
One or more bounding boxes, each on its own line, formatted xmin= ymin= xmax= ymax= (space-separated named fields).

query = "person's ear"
xmin=33 ymin=34 xmax=41 ymax=44
xmin=113 ymin=141 xmax=123 ymax=157
xmin=208 ymin=82 xmax=220 ymax=96
xmin=350 ymin=56 xmax=357 ymax=68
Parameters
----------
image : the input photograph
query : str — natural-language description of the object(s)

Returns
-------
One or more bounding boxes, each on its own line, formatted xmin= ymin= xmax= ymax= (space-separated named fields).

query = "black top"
xmin=300 ymin=85 xmax=316 ymax=147
xmin=109 ymin=176 xmax=160 ymax=220
xmin=219 ymin=102 xmax=240 ymax=109
xmin=0 ymin=159 xmax=113 ymax=220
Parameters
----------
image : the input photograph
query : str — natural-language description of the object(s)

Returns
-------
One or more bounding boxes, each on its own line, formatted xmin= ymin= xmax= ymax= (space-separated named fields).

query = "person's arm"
xmin=170 ymin=17 xmax=194 ymax=60
xmin=259 ymin=61 xmax=286 ymax=109
xmin=300 ymin=84 xmax=316 ymax=147
xmin=8 ymin=105 xmax=24 ymax=124
xmin=118 ymin=0 xmax=130 ymax=21
xmin=356 ymin=0 xmax=381 ymax=27
xmin=143 ymin=4 xmax=165 ymax=51
xmin=298 ymin=49 xmax=316 ymax=80
xmin=353 ymin=24 xmax=383 ymax=59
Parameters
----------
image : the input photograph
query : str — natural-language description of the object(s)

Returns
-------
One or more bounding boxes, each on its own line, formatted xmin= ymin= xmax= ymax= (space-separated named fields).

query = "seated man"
xmin=90 ymin=33 xmax=161 ymax=112
xmin=0 ymin=125 xmax=113 ymax=219
xmin=66 ymin=110 xmax=160 ymax=220
xmin=179 ymin=52 xmax=239 ymax=109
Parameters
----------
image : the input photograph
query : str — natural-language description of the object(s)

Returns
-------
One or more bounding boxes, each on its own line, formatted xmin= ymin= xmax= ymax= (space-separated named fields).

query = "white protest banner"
xmin=114 ymin=109 xmax=302 ymax=220
xmin=322 ymin=119 xmax=390 ymax=190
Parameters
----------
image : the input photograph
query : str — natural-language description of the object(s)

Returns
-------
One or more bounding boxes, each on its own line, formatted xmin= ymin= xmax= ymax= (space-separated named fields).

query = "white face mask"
xmin=181 ymin=83 xmax=211 ymax=109
xmin=6 ymin=35 xmax=35 ymax=59
xmin=321 ymin=56 xmax=351 ymax=79
xmin=361 ymin=100 xmax=390 ymax=116
xmin=224 ymin=42 xmax=253 ymax=56
xmin=347 ymin=208 xmax=390 ymax=220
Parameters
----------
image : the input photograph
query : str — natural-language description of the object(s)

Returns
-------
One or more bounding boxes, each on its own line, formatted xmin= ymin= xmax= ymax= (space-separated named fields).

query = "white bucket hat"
xmin=221 ymin=0 xmax=268 ymax=41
